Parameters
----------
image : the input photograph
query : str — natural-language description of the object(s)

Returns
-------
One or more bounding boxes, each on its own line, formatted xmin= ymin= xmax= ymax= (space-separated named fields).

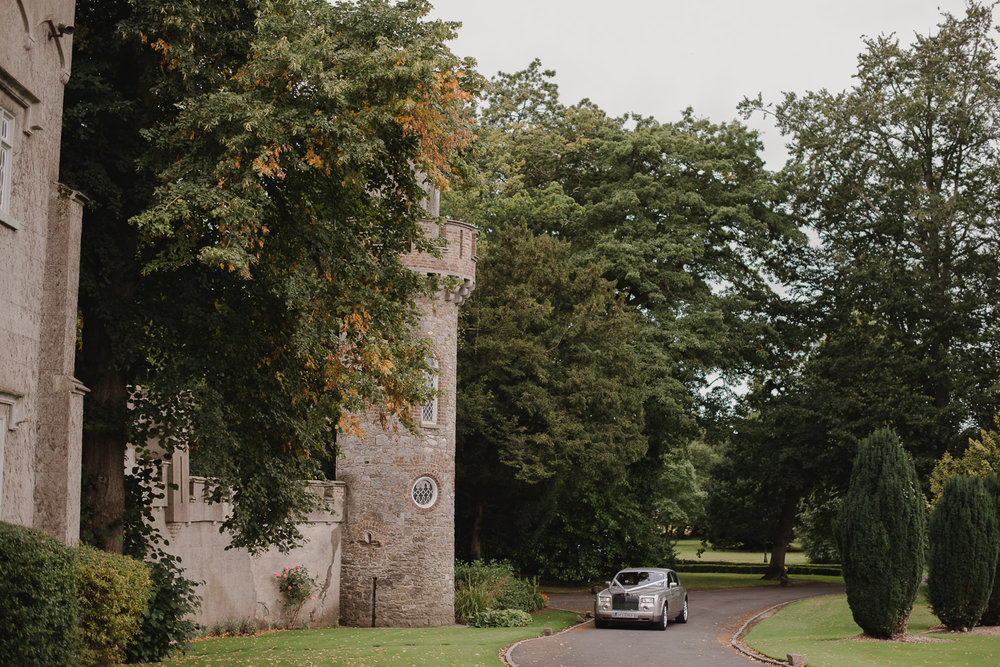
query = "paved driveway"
xmin=508 ymin=582 xmax=844 ymax=666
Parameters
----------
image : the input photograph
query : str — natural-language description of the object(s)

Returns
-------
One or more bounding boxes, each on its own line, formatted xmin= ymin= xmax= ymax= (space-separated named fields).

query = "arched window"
xmin=421 ymin=356 xmax=438 ymax=425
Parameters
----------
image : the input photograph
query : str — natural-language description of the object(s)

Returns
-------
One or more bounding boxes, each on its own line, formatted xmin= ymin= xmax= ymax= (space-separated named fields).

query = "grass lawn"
xmin=151 ymin=609 xmax=579 ymax=667
xmin=745 ymin=590 xmax=1000 ymax=666
xmin=677 ymin=572 xmax=842 ymax=590
xmin=674 ymin=538 xmax=812 ymax=565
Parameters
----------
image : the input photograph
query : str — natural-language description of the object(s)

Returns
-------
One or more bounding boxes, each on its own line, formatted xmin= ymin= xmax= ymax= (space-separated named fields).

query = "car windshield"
xmin=612 ymin=571 xmax=665 ymax=589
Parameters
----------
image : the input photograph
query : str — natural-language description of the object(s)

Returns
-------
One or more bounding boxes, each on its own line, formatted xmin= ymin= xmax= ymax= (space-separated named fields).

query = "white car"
xmin=594 ymin=567 xmax=689 ymax=630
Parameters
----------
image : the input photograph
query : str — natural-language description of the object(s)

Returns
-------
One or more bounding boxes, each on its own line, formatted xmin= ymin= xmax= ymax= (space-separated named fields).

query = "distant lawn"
xmin=677 ymin=572 xmax=842 ymax=590
xmin=543 ymin=572 xmax=842 ymax=594
xmin=675 ymin=538 xmax=812 ymax=565
xmin=745 ymin=591 xmax=1000 ymax=666
xmin=152 ymin=610 xmax=579 ymax=667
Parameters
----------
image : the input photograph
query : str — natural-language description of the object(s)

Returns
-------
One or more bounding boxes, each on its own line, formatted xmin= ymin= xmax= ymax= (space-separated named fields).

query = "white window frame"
xmin=0 ymin=108 xmax=13 ymax=220
xmin=411 ymin=475 xmax=439 ymax=509
xmin=420 ymin=357 xmax=439 ymax=426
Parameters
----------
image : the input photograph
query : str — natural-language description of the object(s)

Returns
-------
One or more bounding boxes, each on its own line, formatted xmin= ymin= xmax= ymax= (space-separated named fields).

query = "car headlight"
xmin=640 ymin=595 xmax=655 ymax=610
xmin=598 ymin=595 xmax=611 ymax=610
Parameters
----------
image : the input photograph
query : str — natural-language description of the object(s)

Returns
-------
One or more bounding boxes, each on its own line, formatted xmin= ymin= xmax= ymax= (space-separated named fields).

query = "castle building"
xmin=0 ymin=0 xmax=86 ymax=544
xmin=336 ymin=196 xmax=477 ymax=627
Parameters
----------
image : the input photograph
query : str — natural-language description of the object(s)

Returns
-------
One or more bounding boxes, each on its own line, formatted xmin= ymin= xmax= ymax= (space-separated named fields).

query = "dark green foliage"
xmin=743 ymin=2 xmax=1000 ymax=473
xmin=928 ymin=475 xmax=1000 ymax=630
xmin=454 ymin=560 xmax=546 ymax=624
xmin=450 ymin=58 xmax=795 ymax=577
xmin=124 ymin=558 xmax=201 ymax=663
xmin=455 ymin=224 xmax=653 ymax=577
xmin=797 ymin=488 xmax=843 ymax=564
xmin=979 ymin=474 xmax=1000 ymax=626
xmin=0 ymin=522 xmax=80 ymax=666
xmin=73 ymin=546 xmax=150 ymax=666
xmin=465 ymin=608 xmax=532 ymax=628
xmin=836 ymin=429 xmax=925 ymax=638
xmin=122 ymin=454 xmax=201 ymax=663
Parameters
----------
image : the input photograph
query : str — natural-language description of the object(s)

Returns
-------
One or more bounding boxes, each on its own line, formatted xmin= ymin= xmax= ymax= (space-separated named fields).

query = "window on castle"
xmin=0 ymin=108 xmax=13 ymax=219
xmin=421 ymin=356 xmax=438 ymax=425
xmin=411 ymin=476 xmax=438 ymax=508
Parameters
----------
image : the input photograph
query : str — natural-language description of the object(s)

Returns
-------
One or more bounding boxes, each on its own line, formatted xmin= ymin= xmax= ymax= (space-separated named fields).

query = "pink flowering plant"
xmin=273 ymin=565 xmax=317 ymax=625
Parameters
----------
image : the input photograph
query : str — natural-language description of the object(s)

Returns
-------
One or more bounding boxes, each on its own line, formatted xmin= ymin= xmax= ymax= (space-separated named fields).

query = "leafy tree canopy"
xmin=62 ymin=0 xmax=478 ymax=553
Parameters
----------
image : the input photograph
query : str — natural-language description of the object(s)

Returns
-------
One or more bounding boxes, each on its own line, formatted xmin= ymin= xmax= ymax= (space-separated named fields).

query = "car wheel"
xmin=675 ymin=596 xmax=689 ymax=624
xmin=657 ymin=603 xmax=669 ymax=631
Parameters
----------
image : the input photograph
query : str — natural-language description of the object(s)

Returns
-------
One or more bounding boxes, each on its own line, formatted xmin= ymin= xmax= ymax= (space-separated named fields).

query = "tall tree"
xmin=713 ymin=1 xmax=1000 ymax=566
xmin=744 ymin=1 xmax=1000 ymax=469
xmin=62 ymin=0 xmax=476 ymax=553
xmin=448 ymin=61 xmax=799 ymax=576
xmin=455 ymin=224 xmax=649 ymax=579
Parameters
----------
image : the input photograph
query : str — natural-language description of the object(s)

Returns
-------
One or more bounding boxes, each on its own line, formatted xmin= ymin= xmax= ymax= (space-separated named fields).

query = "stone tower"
xmin=336 ymin=195 xmax=477 ymax=627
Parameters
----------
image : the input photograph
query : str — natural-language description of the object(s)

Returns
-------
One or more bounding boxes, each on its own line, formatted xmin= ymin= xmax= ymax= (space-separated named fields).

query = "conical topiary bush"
xmin=928 ymin=475 xmax=1000 ymax=631
xmin=835 ymin=428 xmax=925 ymax=638
xmin=978 ymin=474 xmax=1000 ymax=626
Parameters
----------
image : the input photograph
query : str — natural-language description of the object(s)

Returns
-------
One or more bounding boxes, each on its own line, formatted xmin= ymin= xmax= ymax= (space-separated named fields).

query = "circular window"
xmin=411 ymin=476 xmax=438 ymax=508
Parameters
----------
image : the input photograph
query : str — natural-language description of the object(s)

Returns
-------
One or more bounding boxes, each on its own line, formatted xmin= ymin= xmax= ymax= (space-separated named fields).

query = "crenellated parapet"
xmin=402 ymin=218 xmax=477 ymax=305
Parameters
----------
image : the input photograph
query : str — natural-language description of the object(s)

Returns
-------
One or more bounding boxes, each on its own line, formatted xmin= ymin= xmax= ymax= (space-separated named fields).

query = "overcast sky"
xmin=427 ymin=0 xmax=987 ymax=167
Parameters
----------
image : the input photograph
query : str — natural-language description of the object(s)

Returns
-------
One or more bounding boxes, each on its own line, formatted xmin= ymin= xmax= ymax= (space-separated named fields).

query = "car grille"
xmin=612 ymin=594 xmax=639 ymax=611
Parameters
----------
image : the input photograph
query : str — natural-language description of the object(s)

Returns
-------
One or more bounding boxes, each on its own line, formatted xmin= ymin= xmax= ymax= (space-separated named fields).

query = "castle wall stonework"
xmin=1 ymin=0 xmax=85 ymax=543
xmin=337 ymin=218 xmax=477 ymax=627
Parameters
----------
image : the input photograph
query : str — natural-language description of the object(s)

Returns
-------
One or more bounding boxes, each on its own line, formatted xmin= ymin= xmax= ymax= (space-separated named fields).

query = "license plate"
xmin=613 ymin=612 xmax=637 ymax=618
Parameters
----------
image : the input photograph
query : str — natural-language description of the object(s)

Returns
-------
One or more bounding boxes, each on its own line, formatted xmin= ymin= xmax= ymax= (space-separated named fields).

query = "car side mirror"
xmin=605 ymin=581 xmax=612 ymax=587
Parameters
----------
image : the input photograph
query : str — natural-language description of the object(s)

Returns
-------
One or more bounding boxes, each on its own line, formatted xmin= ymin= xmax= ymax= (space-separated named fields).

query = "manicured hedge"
xmin=74 ymin=545 xmax=151 ymax=666
xmin=0 ymin=522 xmax=80 ymax=666
xmin=674 ymin=561 xmax=842 ymax=577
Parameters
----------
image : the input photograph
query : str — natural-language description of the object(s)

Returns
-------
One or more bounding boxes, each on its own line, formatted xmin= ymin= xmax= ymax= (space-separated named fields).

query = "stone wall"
xmin=0 ymin=0 xmax=85 ymax=543
xmin=149 ymin=447 xmax=345 ymax=628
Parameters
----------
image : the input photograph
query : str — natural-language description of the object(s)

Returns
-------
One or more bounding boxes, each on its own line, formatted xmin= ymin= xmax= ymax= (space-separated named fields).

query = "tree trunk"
xmin=469 ymin=499 xmax=484 ymax=560
xmin=78 ymin=303 xmax=129 ymax=554
xmin=763 ymin=489 xmax=800 ymax=580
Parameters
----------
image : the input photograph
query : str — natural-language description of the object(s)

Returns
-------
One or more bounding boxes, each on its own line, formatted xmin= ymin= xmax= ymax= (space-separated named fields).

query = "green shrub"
xmin=929 ymin=475 xmax=1000 ymax=631
xmin=835 ymin=428 xmax=925 ymax=639
xmin=0 ymin=521 xmax=80 ymax=666
xmin=979 ymin=474 xmax=1000 ymax=626
xmin=797 ymin=488 xmax=842 ymax=564
xmin=123 ymin=554 xmax=201 ymax=664
xmin=466 ymin=608 xmax=532 ymax=628
xmin=454 ymin=560 xmax=545 ymax=624
xmin=204 ymin=616 xmax=261 ymax=637
xmin=121 ymin=459 xmax=202 ymax=663
xmin=74 ymin=545 xmax=151 ymax=666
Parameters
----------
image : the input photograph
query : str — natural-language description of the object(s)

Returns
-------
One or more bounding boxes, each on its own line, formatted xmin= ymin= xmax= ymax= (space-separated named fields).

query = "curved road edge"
xmin=504 ymin=615 xmax=592 ymax=667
